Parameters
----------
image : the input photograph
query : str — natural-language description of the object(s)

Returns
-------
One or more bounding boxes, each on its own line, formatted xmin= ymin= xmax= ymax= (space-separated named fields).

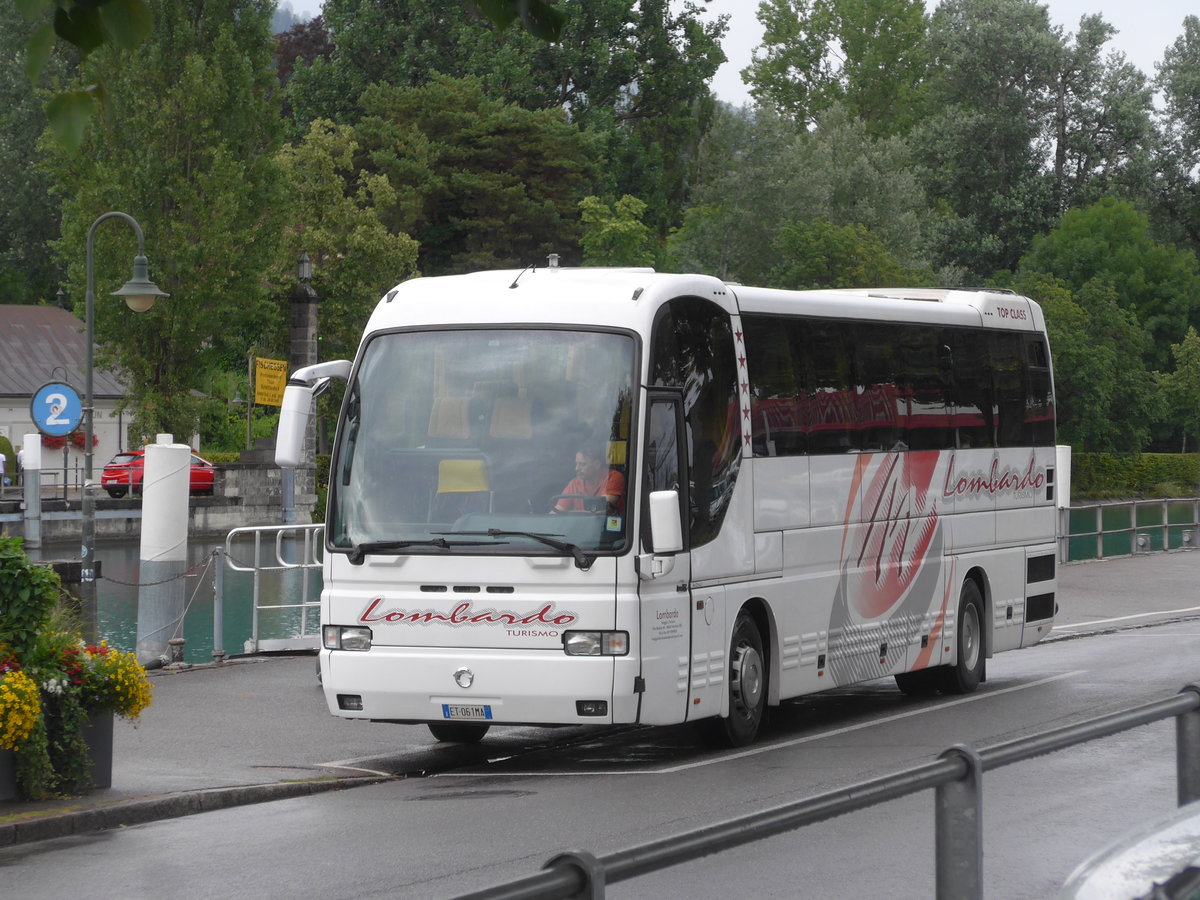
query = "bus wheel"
xmin=704 ymin=612 xmax=766 ymax=747
xmin=937 ymin=579 xmax=985 ymax=694
xmin=428 ymin=722 xmax=490 ymax=743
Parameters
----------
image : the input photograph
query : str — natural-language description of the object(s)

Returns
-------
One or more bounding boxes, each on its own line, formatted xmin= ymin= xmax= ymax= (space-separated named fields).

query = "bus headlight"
xmin=323 ymin=625 xmax=373 ymax=651
xmin=562 ymin=631 xmax=628 ymax=656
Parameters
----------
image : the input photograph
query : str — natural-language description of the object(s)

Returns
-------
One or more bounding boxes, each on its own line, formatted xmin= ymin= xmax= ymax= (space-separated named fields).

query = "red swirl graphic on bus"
xmin=848 ymin=452 xmax=940 ymax=620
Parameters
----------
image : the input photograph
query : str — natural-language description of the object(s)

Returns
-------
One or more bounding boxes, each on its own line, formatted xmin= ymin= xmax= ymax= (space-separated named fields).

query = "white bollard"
xmin=136 ymin=434 xmax=191 ymax=665
xmin=21 ymin=434 xmax=42 ymax=548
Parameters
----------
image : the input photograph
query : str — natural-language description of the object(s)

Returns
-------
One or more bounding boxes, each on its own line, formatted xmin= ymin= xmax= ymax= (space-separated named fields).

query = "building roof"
xmin=0 ymin=305 xmax=128 ymax=399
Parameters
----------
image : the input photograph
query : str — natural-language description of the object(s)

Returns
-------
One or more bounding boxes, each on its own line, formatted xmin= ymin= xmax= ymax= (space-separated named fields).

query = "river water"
xmin=28 ymin=536 xmax=322 ymax=665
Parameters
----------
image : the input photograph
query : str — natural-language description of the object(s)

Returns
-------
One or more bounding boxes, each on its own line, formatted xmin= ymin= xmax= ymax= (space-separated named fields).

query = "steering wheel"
xmin=550 ymin=493 xmax=607 ymax=513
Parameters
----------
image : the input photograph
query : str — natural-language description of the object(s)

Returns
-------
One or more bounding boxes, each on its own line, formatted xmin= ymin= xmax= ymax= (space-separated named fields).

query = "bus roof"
xmin=364 ymin=270 xmax=1046 ymax=337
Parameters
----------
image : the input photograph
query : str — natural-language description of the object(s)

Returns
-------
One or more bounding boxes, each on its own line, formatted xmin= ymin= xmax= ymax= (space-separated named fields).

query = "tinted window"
xmin=651 ymin=298 xmax=741 ymax=546
xmin=745 ymin=316 xmax=808 ymax=457
xmin=745 ymin=313 xmax=1053 ymax=454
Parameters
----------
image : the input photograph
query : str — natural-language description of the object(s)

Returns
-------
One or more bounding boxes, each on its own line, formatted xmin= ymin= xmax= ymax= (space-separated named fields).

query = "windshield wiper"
xmin=439 ymin=529 xmax=596 ymax=571
xmin=346 ymin=537 xmax=503 ymax=565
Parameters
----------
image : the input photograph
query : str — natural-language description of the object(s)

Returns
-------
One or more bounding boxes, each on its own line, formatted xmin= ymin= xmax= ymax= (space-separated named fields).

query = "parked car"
xmin=101 ymin=449 xmax=215 ymax=498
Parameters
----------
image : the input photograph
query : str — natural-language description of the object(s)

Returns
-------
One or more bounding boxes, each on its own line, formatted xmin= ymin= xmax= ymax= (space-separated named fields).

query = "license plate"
xmin=442 ymin=704 xmax=492 ymax=720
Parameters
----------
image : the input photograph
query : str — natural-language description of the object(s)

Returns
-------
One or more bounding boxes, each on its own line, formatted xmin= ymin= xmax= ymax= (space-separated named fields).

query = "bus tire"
xmin=937 ymin=579 xmax=985 ymax=694
xmin=703 ymin=612 xmax=766 ymax=747
xmin=428 ymin=722 xmax=490 ymax=743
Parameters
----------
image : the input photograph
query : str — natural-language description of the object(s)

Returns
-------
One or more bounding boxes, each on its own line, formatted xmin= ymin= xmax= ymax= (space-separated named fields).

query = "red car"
xmin=101 ymin=450 xmax=215 ymax=498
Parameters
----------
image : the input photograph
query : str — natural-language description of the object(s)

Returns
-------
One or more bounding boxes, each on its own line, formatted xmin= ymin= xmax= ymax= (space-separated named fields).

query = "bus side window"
xmin=949 ymin=329 xmax=995 ymax=449
xmin=802 ymin=320 xmax=857 ymax=454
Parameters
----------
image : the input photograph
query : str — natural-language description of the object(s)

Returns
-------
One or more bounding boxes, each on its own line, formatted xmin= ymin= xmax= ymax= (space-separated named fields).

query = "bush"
xmin=1071 ymin=453 xmax=1200 ymax=499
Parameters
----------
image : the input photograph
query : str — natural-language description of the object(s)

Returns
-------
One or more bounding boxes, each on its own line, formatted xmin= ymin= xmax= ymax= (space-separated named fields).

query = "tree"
xmin=916 ymin=0 xmax=1061 ymax=278
xmin=273 ymin=119 xmax=419 ymax=362
xmin=14 ymin=0 xmax=155 ymax=151
xmin=668 ymin=103 xmax=931 ymax=286
xmin=353 ymin=76 xmax=601 ymax=274
xmin=1017 ymin=272 xmax=1159 ymax=452
xmin=668 ymin=104 xmax=800 ymax=283
xmin=287 ymin=0 xmax=726 ymax=235
xmin=1050 ymin=15 xmax=1157 ymax=214
xmin=578 ymin=195 xmax=656 ymax=266
xmin=770 ymin=218 xmax=917 ymax=290
xmin=744 ymin=0 xmax=928 ymax=136
xmin=1157 ymin=15 xmax=1200 ymax=253
xmin=1019 ymin=198 xmax=1200 ymax=369
xmin=0 ymin=2 xmax=66 ymax=303
xmin=45 ymin=0 xmax=287 ymax=440
xmin=15 ymin=0 xmax=562 ymax=150
xmin=1160 ymin=327 xmax=1200 ymax=451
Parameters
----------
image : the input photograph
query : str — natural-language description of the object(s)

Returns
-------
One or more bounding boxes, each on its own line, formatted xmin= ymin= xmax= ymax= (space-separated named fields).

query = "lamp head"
xmin=112 ymin=254 xmax=169 ymax=312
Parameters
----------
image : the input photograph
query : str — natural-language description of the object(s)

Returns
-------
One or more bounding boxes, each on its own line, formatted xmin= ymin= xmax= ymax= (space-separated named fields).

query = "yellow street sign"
xmin=254 ymin=357 xmax=288 ymax=406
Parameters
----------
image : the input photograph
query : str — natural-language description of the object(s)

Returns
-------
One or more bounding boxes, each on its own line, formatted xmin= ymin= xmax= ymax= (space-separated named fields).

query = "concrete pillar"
xmin=288 ymin=256 xmax=321 ymax=520
xmin=135 ymin=434 xmax=190 ymax=665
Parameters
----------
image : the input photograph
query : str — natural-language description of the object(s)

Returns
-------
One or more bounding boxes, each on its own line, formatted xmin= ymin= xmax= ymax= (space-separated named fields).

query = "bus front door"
xmin=636 ymin=394 xmax=693 ymax=726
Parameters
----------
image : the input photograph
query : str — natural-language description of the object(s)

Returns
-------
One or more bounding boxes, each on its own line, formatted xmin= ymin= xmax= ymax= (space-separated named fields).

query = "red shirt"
xmin=556 ymin=469 xmax=625 ymax=513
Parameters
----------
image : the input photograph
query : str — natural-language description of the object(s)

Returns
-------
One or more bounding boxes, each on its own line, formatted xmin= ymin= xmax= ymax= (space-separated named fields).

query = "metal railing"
xmin=216 ymin=523 xmax=324 ymax=657
xmin=454 ymin=684 xmax=1200 ymax=900
xmin=1060 ymin=499 xmax=1199 ymax=562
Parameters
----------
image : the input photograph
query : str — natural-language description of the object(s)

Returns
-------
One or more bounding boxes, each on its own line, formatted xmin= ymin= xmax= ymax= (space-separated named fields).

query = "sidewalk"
xmin=3 ymin=551 xmax=1199 ymax=847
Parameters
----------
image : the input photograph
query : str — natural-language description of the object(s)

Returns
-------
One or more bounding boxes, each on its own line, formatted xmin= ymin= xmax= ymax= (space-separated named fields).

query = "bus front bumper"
xmin=321 ymin=646 xmax=642 ymax=726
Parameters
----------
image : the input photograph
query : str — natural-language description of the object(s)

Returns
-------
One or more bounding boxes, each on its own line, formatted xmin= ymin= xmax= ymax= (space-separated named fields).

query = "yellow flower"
xmin=0 ymin=670 xmax=40 ymax=751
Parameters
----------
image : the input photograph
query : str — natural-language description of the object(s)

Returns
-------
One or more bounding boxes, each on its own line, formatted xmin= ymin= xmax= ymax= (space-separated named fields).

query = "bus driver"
xmin=552 ymin=444 xmax=625 ymax=514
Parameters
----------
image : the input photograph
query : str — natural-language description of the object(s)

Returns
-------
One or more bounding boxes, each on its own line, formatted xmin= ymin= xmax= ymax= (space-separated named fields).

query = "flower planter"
xmin=82 ymin=710 xmax=113 ymax=790
xmin=0 ymin=749 xmax=16 ymax=801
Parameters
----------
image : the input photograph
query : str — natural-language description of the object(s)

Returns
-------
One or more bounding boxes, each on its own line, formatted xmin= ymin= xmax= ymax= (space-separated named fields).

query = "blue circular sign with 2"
xmin=30 ymin=381 xmax=83 ymax=437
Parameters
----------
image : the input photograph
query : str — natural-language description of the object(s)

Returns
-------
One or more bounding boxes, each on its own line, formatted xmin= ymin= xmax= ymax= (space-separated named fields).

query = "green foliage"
xmin=470 ymin=0 xmax=566 ymax=41
xmin=916 ymin=0 xmax=1062 ymax=278
xmin=45 ymin=0 xmax=288 ymax=441
xmin=1016 ymin=272 xmax=1158 ymax=452
xmin=0 ymin=537 xmax=62 ymax=660
xmin=273 ymin=118 xmax=419 ymax=362
xmin=770 ymin=219 xmax=922 ymax=289
xmin=15 ymin=0 xmax=156 ymax=152
xmin=201 ymin=451 xmax=241 ymax=465
xmin=313 ymin=453 xmax=330 ymax=524
xmin=745 ymin=0 xmax=928 ymax=135
xmin=668 ymin=103 xmax=931 ymax=285
xmin=1157 ymin=16 xmax=1200 ymax=256
xmin=0 ymin=3 xmax=65 ymax=304
xmin=579 ymin=195 xmax=657 ymax=266
xmin=289 ymin=0 xmax=726 ymax=238
xmin=1159 ymin=328 xmax=1200 ymax=450
xmin=1071 ymin=453 xmax=1200 ymax=498
xmin=1020 ymin=198 xmax=1200 ymax=369
xmin=355 ymin=76 xmax=600 ymax=274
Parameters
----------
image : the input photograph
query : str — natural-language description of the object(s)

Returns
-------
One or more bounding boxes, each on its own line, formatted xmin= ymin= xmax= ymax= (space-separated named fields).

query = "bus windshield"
xmin=329 ymin=328 xmax=636 ymax=560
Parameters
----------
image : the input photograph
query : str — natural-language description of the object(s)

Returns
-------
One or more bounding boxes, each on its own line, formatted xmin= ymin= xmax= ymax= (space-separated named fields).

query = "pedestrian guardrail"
xmin=452 ymin=684 xmax=1200 ymax=900
xmin=216 ymin=523 xmax=324 ymax=657
xmin=1060 ymin=499 xmax=1199 ymax=562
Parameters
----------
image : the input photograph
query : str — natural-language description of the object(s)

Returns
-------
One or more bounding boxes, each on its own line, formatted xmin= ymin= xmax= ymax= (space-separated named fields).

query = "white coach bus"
xmin=276 ymin=265 xmax=1059 ymax=747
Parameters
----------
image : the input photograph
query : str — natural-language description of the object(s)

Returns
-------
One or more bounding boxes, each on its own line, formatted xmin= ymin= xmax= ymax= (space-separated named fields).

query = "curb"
xmin=0 ymin=775 xmax=392 ymax=848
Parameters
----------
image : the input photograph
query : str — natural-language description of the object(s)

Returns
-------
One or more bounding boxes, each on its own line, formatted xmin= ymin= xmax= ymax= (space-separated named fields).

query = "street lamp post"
xmin=81 ymin=212 xmax=168 ymax=636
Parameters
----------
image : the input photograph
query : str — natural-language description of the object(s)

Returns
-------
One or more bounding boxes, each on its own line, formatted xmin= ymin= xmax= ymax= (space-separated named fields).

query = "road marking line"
xmin=1053 ymin=607 xmax=1200 ymax=630
xmin=435 ymin=669 xmax=1086 ymax=777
